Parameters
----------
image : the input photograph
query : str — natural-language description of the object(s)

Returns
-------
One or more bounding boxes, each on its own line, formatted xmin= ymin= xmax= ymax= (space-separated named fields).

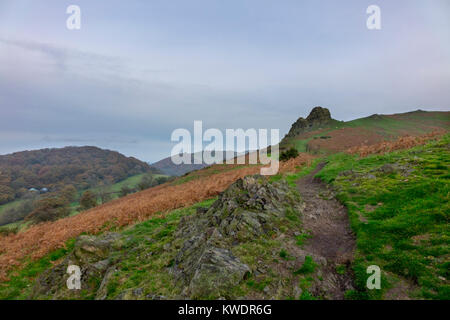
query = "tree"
xmin=0 ymin=185 xmax=14 ymax=204
xmin=60 ymin=185 xmax=77 ymax=203
xmin=120 ymin=185 xmax=132 ymax=197
xmin=0 ymin=198 xmax=35 ymax=226
xmin=280 ymin=148 xmax=299 ymax=161
xmin=155 ymin=176 xmax=169 ymax=185
xmin=98 ymin=186 xmax=113 ymax=204
xmin=138 ymin=174 xmax=154 ymax=191
xmin=80 ymin=191 xmax=97 ymax=210
xmin=26 ymin=197 xmax=70 ymax=224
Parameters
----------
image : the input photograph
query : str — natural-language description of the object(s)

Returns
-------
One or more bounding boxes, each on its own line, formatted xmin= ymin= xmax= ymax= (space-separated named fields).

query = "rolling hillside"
xmin=0 ymin=108 xmax=448 ymax=300
xmin=280 ymin=108 xmax=449 ymax=154
xmin=0 ymin=146 xmax=158 ymax=205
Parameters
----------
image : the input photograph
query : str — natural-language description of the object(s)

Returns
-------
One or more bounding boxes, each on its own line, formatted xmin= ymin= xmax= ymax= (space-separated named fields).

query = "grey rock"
xmin=30 ymin=232 xmax=121 ymax=299
xmin=196 ymin=207 xmax=209 ymax=214
xmin=294 ymin=286 xmax=303 ymax=299
xmin=286 ymin=107 xmax=333 ymax=138
xmin=379 ymin=164 xmax=396 ymax=174
xmin=172 ymin=175 xmax=302 ymax=299
xmin=96 ymin=267 xmax=117 ymax=300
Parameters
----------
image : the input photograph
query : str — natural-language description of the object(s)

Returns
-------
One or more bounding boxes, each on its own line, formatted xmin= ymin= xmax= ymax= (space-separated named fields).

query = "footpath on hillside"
xmin=296 ymin=163 xmax=356 ymax=299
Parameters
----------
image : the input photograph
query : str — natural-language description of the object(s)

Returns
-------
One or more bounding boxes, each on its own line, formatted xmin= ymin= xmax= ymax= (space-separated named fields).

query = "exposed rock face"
xmin=31 ymin=233 xmax=121 ymax=299
xmin=172 ymin=175 xmax=301 ymax=299
xmin=286 ymin=107 xmax=333 ymax=138
xmin=306 ymin=106 xmax=331 ymax=123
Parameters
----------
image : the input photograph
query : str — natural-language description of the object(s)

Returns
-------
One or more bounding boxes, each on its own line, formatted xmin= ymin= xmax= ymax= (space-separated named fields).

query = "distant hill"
xmin=152 ymin=151 xmax=240 ymax=176
xmin=151 ymin=152 xmax=209 ymax=176
xmin=280 ymin=107 xmax=450 ymax=154
xmin=0 ymin=146 xmax=158 ymax=204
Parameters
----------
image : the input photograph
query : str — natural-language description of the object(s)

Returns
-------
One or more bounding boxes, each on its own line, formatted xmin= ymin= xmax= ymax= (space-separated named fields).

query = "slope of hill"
xmin=0 ymin=146 xmax=158 ymax=205
xmin=280 ymin=108 xmax=449 ymax=154
xmin=0 ymin=109 xmax=448 ymax=300
xmin=0 ymin=171 xmax=170 ymax=228
xmin=317 ymin=135 xmax=450 ymax=299
xmin=0 ymin=133 xmax=447 ymax=300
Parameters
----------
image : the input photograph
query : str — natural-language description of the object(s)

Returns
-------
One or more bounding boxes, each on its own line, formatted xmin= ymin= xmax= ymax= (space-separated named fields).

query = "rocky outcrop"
xmin=172 ymin=175 xmax=302 ymax=299
xmin=29 ymin=175 xmax=303 ymax=300
xmin=286 ymin=107 xmax=333 ymax=138
xmin=31 ymin=233 xmax=121 ymax=299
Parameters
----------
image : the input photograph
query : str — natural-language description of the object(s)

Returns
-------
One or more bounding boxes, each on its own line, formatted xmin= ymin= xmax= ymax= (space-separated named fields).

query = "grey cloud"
xmin=42 ymin=135 xmax=139 ymax=144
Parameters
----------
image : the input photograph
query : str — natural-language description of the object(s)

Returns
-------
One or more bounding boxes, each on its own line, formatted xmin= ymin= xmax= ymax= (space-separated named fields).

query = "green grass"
xmin=345 ymin=115 xmax=419 ymax=136
xmin=299 ymin=290 xmax=317 ymax=300
xmin=336 ymin=265 xmax=347 ymax=275
xmin=294 ymin=256 xmax=317 ymax=275
xmin=96 ymin=198 xmax=217 ymax=299
xmin=0 ymin=239 xmax=76 ymax=300
xmin=316 ymin=135 xmax=450 ymax=300
xmin=89 ymin=173 xmax=167 ymax=196
xmin=270 ymin=158 xmax=323 ymax=188
xmin=0 ymin=198 xmax=217 ymax=300
xmin=344 ymin=112 xmax=449 ymax=137
xmin=295 ymin=233 xmax=312 ymax=247
xmin=0 ymin=199 xmax=24 ymax=216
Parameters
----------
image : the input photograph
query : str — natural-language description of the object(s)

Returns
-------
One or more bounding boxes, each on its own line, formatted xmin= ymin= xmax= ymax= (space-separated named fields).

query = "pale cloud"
xmin=0 ymin=0 xmax=449 ymax=162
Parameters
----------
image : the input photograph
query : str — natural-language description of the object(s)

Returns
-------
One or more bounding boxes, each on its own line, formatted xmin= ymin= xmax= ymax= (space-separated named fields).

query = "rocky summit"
xmin=286 ymin=107 xmax=333 ymax=138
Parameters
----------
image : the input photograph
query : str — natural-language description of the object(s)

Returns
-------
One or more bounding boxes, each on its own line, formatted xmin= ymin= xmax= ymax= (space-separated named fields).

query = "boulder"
xmin=30 ymin=232 xmax=121 ymax=299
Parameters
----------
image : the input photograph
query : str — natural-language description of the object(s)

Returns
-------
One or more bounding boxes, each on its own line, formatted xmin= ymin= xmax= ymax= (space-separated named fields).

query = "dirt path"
xmin=296 ymin=162 xmax=356 ymax=299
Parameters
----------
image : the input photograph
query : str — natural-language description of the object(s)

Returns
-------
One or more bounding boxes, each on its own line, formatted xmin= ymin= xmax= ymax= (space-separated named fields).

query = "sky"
xmin=0 ymin=0 xmax=449 ymax=162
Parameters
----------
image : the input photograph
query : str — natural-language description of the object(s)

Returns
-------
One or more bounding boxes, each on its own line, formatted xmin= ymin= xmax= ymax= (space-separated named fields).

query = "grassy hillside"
xmin=0 ymin=134 xmax=448 ymax=300
xmin=0 ymin=109 xmax=447 ymax=300
xmin=0 ymin=199 xmax=216 ymax=300
xmin=281 ymin=110 xmax=449 ymax=154
xmin=2 ymin=135 xmax=447 ymax=300
xmin=0 ymin=153 xmax=315 ymax=281
xmin=317 ymin=135 xmax=449 ymax=299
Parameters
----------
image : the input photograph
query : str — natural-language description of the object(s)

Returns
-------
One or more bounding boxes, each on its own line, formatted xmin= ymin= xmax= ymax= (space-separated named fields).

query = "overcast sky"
xmin=0 ymin=0 xmax=449 ymax=162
